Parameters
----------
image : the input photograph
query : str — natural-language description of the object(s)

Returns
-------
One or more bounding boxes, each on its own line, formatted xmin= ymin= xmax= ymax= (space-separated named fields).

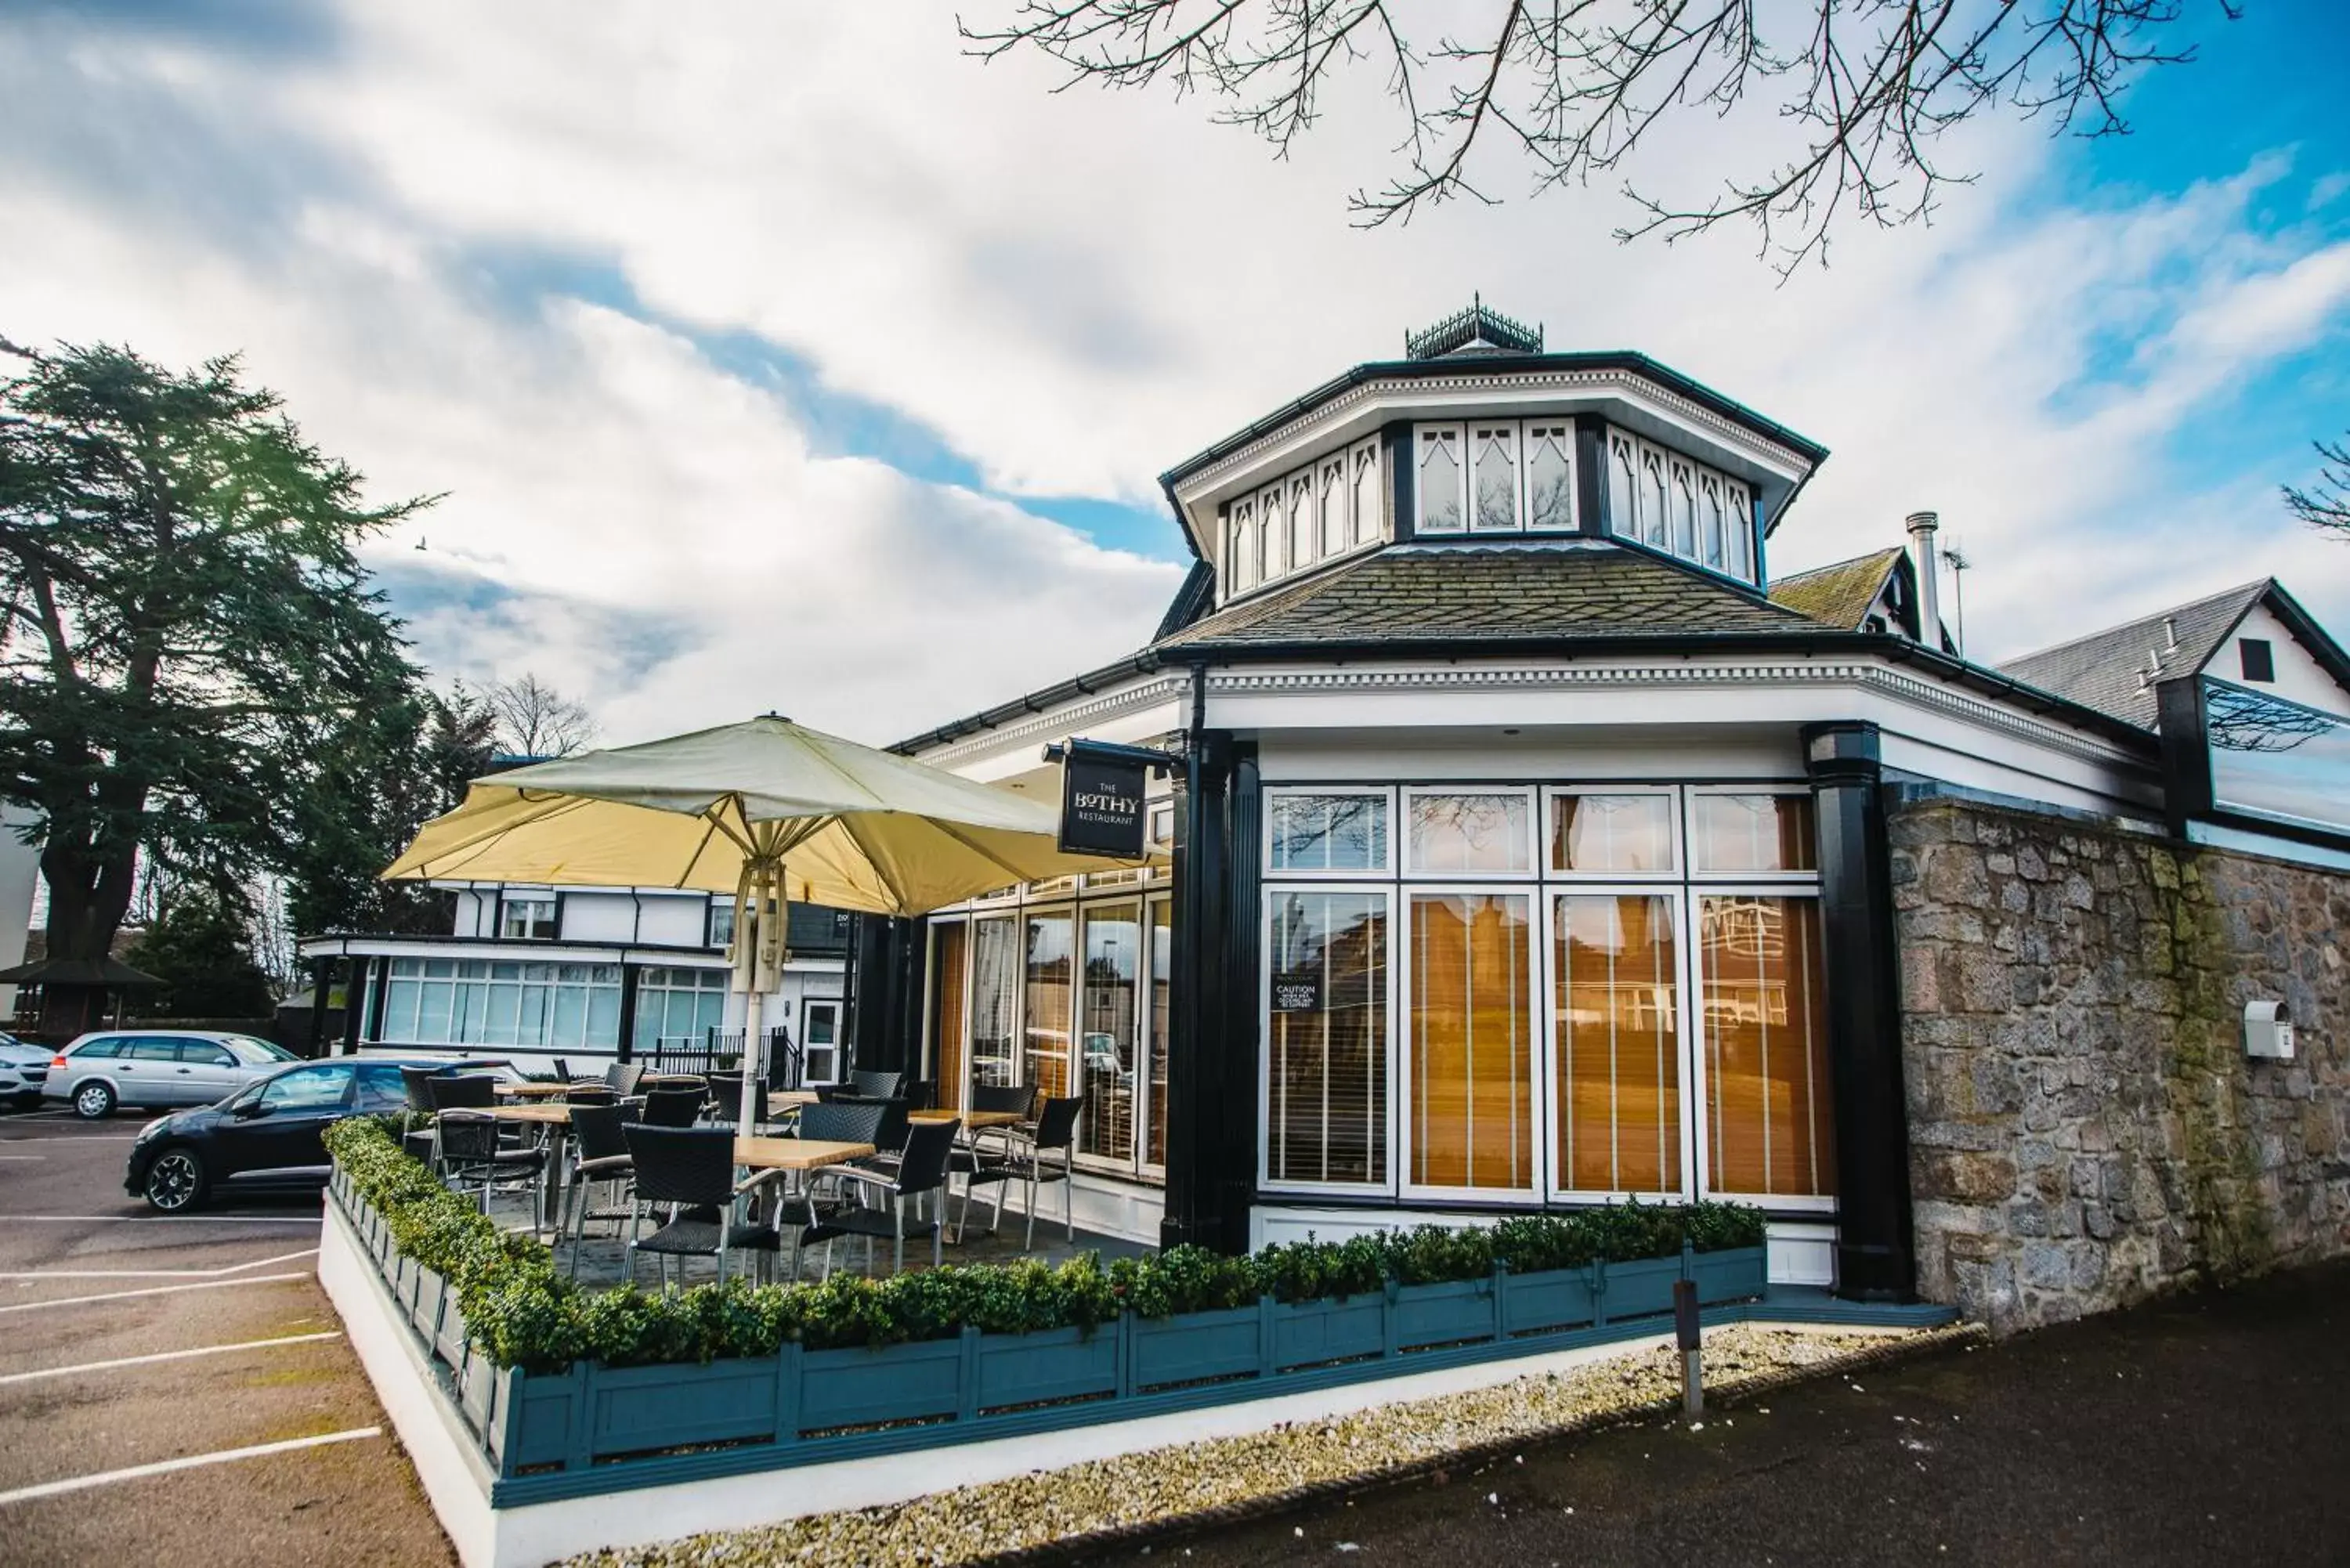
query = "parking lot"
xmin=0 ymin=1104 xmax=452 ymax=1566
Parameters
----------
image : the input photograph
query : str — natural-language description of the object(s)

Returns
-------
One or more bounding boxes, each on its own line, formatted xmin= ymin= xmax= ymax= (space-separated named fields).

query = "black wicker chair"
xmin=621 ymin=1125 xmax=786 ymax=1288
xmin=602 ymin=1060 xmax=646 ymax=1098
xmin=847 ymin=1068 xmax=905 ymax=1100
xmin=639 ymin=1086 xmax=705 ymax=1128
xmin=436 ymin=1112 xmax=548 ymax=1220
xmin=1003 ymin=1096 xmax=1086 ymax=1248
xmin=799 ymin=1120 xmax=959 ymax=1275
xmin=946 ymin=1082 xmax=1036 ymax=1241
xmin=562 ymin=1104 xmax=635 ymax=1281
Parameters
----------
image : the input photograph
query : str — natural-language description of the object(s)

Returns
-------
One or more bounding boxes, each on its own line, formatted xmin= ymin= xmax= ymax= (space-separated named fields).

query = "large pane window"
xmin=1551 ymin=792 xmax=1676 ymax=875
xmin=1406 ymin=791 xmax=1531 ymax=875
xmin=1147 ymin=898 xmax=1171 ymax=1169
xmin=1471 ymin=425 xmax=1519 ymax=531
xmin=1408 ymin=892 xmax=1535 ymax=1192
xmin=1699 ymin=895 xmax=1832 ymax=1198
xmin=1024 ymin=912 xmax=1073 ymax=1100
xmin=1525 ymin=423 xmax=1574 ymax=530
xmin=1554 ymin=894 xmax=1681 ymax=1193
xmin=1417 ymin=426 xmax=1465 ymax=533
xmin=970 ymin=916 xmax=1021 ymax=1089
xmin=1691 ymin=793 xmax=1817 ymax=873
xmin=1267 ymin=891 xmax=1389 ymax=1186
xmin=499 ymin=895 xmax=557 ymax=940
xmin=929 ymin=921 xmax=968 ymax=1111
xmin=381 ymin=957 xmax=620 ymax=1050
xmin=1269 ymin=791 xmax=1389 ymax=873
xmin=634 ymin=966 xmax=728 ymax=1054
xmin=1078 ymin=903 xmax=1141 ymax=1163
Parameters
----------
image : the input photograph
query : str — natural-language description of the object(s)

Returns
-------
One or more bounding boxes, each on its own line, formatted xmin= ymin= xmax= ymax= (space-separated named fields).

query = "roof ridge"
xmin=2000 ymin=577 xmax=2272 ymax=670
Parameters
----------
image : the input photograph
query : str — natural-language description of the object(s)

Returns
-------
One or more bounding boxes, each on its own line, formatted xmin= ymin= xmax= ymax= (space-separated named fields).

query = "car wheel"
xmin=73 ymin=1080 xmax=117 ymax=1119
xmin=143 ymin=1147 xmax=207 ymax=1212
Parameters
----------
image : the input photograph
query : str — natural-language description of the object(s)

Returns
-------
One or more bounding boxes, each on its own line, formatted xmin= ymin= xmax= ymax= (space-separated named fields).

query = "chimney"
xmin=1906 ymin=511 xmax=1941 ymax=645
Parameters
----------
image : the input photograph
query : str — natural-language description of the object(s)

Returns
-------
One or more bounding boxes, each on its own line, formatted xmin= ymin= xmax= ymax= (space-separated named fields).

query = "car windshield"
xmin=225 ymin=1037 xmax=298 ymax=1064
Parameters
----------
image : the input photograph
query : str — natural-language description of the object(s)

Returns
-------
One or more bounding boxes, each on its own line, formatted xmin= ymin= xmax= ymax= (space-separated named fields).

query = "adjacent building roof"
xmin=1769 ymin=547 xmax=1907 ymax=631
xmin=1154 ymin=540 xmax=1817 ymax=654
xmin=1998 ymin=580 xmax=2272 ymax=732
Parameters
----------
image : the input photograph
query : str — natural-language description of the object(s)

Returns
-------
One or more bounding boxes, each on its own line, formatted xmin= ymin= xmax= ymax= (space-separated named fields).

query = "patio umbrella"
xmin=382 ymin=714 xmax=1149 ymax=1128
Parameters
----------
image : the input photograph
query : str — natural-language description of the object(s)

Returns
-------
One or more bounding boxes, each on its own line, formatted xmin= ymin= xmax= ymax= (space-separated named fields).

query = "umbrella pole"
xmin=737 ymin=861 xmax=777 ymax=1133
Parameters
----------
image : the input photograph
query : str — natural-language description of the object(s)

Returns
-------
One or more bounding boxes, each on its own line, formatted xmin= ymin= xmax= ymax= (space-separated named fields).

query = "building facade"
xmin=301 ymin=884 xmax=852 ymax=1080
xmin=861 ymin=304 xmax=2350 ymax=1298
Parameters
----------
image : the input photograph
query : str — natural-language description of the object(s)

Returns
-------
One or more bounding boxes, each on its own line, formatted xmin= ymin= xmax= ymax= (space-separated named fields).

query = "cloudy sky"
xmin=5 ymin=1 xmax=2346 ymax=746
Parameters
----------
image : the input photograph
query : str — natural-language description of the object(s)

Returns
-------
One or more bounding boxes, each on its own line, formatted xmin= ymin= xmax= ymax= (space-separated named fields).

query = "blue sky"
xmin=3 ymin=2 xmax=2345 ymax=742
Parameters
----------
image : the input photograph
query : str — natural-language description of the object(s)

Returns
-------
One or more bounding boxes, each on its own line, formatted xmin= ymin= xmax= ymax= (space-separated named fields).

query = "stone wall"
xmin=1893 ymin=797 xmax=2350 ymax=1334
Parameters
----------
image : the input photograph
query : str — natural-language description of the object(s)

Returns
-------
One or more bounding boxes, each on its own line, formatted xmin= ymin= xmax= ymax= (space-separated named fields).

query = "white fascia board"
xmin=913 ymin=673 xmax=1188 ymax=782
xmin=1209 ymin=657 xmax=2157 ymax=817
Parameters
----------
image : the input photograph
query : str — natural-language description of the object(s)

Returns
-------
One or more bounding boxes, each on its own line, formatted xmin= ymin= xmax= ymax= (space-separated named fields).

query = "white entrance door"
xmin=801 ymin=1000 xmax=841 ymax=1084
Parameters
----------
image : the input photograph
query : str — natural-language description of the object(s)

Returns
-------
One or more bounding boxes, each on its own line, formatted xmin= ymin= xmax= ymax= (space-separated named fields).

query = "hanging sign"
xmin=1057 ymin=743 xmax=1150 ymax=858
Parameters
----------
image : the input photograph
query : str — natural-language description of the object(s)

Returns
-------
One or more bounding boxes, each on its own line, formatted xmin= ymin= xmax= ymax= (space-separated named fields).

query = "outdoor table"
xmin=772 ymin=1089 xmax=822 ymax=1109
xmin=732 ymin=1135 xmax=876 ymax=1171
xmin=909 ymin=1108 xmax=1023 ymax=1129
xmin=497 ymin=1081 xmax=579 ymax=1100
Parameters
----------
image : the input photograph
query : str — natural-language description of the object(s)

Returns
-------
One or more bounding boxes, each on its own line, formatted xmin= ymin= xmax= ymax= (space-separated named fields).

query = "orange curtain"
xmin=1023 ymin=912 xmax=1072 ymax=1101
xmin=1555 ymin=894 xmax=1681 ymax=1193
xmin=929 ymin=922 xmax=967 ymax=1111
xmin=1408 ymin=893 xmax=1534 ymax=1190
xmin=1701 ymin=896 xmax=1835 ymax=1196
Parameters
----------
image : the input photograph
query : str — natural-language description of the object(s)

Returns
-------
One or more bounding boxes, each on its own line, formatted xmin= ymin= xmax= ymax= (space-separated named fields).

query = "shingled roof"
xmin=1154 ymin=540 xmax=1816 ymax=653
xmin=1998 ymin=579 xmax=2271 ymax=732
xmin=1769 ymin=547 xmax=1905 ymax=631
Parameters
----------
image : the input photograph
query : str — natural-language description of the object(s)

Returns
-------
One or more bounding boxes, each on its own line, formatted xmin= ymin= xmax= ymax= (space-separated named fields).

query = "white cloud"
xmin=2 ymin=0 xmax=2345 ymax=747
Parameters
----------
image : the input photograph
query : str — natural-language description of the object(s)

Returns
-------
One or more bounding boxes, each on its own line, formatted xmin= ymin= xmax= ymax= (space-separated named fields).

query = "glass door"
xmin=801 ymin=999 xmax=841 ymax=1085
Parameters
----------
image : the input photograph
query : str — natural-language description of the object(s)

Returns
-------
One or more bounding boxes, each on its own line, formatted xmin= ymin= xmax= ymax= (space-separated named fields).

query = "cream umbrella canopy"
xmin=383 ymin=714 xmax=1148 ymax=1127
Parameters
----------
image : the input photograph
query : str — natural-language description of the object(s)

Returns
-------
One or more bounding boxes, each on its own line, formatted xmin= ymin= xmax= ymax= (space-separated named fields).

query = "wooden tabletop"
xmin=477 ymin=1103 xmax=584 ymax=1125
xmin=497 ymin=1082 xmax=580 ymax=1100
xmin=771 ymin=1089 xmax=822 ymax=1108
xmin=734 ymin=1136 xmax=876 ymax=1172
xmin=909 ymin=1108 xmax=1025 ymax=1129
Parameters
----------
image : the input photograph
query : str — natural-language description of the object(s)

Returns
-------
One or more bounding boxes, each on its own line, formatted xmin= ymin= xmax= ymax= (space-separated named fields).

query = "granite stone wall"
xmin=1893 ymin=797 xmax=2350 ymax=1334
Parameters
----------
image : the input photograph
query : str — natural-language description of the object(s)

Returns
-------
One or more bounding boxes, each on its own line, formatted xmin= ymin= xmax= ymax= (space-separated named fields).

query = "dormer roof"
xmin=1770 ymin=547 xmax=1909 ymax=632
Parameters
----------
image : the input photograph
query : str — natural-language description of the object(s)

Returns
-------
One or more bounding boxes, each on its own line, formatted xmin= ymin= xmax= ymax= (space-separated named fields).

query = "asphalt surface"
xmin=1079 ymin=1256 xmax=2350 ymax=1568
xmin=0 ymin=1104 xmax=454 ymax=1567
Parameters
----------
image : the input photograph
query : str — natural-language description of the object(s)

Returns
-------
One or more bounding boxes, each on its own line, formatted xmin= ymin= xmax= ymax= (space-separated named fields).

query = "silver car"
xmin=43 ymin=1030 xmax=300 ymax=1119
xmin=0 ymin=1033 xmax=49 ymax=1107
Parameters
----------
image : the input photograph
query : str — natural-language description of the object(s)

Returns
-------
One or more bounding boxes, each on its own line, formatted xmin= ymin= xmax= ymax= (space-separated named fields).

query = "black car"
xmin=125 ymin=1056 xmax=454 ymax=1212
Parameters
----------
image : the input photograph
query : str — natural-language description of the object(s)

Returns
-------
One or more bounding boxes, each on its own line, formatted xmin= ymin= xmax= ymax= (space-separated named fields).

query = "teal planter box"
xmin=1130 ymin=1305 xmax=1258 ymax=1390
xmin=460 ymin=1350 xmax=498 ymax=1431
xmin=1502 ymin=1266 xmax=1598 ymax=1334
xmin=594 ymin=1357 xmax=780 ymax=1457
xmin=1391 ymin=1277 xmax=1499 ymax=1349
xmin=975 ymin=1324 xmax=1119 ymax=1411
xmin=1689 ymin=1245 xmax=1766 ymax=1304
xmin=508 ymin=1375 xmax=582 ymax=1470
xmin=1603 ymin=1255 xmax=1681 ymax=1321
xmin=800 ymin=1338 xmax=962 ymax=1430
xmin=1272 ymin=1295 xmax=1383 ymax=1371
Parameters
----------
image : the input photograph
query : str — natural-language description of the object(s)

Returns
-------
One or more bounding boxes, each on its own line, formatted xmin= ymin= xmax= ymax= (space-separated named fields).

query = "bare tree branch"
xmin=483 ymin=672 xmax=598 ymax=760
xmin=961 ymin=0 xmax=2229 ymax=270
xmin=2283 ymin=432 xmax=2350 ymax=542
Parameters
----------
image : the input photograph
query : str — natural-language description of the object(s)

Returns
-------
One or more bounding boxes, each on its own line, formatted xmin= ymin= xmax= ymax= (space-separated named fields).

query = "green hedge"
xmin=325 ymin=1118 xmax=1765 ymax=1375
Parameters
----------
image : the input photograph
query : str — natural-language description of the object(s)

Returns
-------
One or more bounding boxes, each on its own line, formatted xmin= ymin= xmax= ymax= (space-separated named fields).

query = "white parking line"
xmin=0 ymin=1214 xmax=320 ymax=1223
xmin=0 ymin=1272 xmax=310 ymax=1313
xmin=0 ymin=1136 xmax=142 ymax=1143
xmin=0 ymin=1248 xmax=319 ymax=1281
xmin=0 ymin=1155 xmax=44 ymax=1162
xmin=0 ymin=1331 xmax=343 ymax=1386
xmin=0 ymin=1427 xmax=382 ymax=1507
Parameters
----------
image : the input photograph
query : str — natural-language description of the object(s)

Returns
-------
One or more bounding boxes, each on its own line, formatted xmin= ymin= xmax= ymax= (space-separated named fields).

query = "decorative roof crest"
xmin=1404 ymin=294 xmax=1544 ymax=359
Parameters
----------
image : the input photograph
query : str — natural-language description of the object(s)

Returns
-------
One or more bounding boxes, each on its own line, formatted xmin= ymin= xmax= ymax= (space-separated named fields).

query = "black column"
xmin=615 ymin=965 xmax=641 ymax=1063
xmin=364 ymin=954 xmax=390 ymax=1045
xmin=1160 ymin=730 xmax=1259 ymax=1255
xmin=847 ymin=916 xmax=924 ymax=1079
xmin=1801 ymin=721 xmax=1916 ymax=1301
xmin=340 ymin=957 xmax=366 ymax=1056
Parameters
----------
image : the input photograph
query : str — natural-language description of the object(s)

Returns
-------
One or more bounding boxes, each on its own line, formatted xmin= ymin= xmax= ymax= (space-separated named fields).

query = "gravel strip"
xmin=562 ymin=1322 xmax=1982 ymax=1568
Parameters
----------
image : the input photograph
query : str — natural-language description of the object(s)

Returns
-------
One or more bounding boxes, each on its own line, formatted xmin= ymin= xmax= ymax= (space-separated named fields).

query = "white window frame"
xmin=1545 ymin=785 xmax=1684 ymax=883
xmin=1415 ymin=424 xmax=1467 ymax=534
xmin=1264 ymin=786 xmax=1396 ymax=879
xmin=1687 ymin=881 xmax=1835 ymax=1214
xmin=1288 ymin=474 xmax=1315 ymax=573
xmin=1318 ymin=455 xmax=1348 ymax=558
xmin=1397 ymin=882 xmax=1546 ymax=1205
xmin=497 ymin=893 xmax=559 ymax=941
xmin=1256 ymin=484 xmax=1285 ymax=583
xmin=1227 ymin=497 xmax=1256 ymax=594
xmin=1540 ymin=884 xmax=1698 ymax=1205
xmin=1072 ymin=897 xmax=1148 ymax=1177
xmin=1401 ymin=786 xmax=1539 ymax=880
xmin=1259 ymin=880 xmax=1399 ymax=1198
xmin=1468 ymin=422 xmax=1521 ymax=533
xmin=1725 ymin=480 xmax=1755 ymax=581
xmin=1522 ymin=421 xmax=1577 ymax=533
xmin=1350 ymin=438 xmax=1383 ymax=547
xmin=924 ymin=912 xmax=972 ymax=1107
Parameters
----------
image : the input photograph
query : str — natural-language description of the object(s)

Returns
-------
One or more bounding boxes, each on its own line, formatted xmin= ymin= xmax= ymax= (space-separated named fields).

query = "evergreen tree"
xmin=125 ymin=884 xmax=277 ymax=1019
